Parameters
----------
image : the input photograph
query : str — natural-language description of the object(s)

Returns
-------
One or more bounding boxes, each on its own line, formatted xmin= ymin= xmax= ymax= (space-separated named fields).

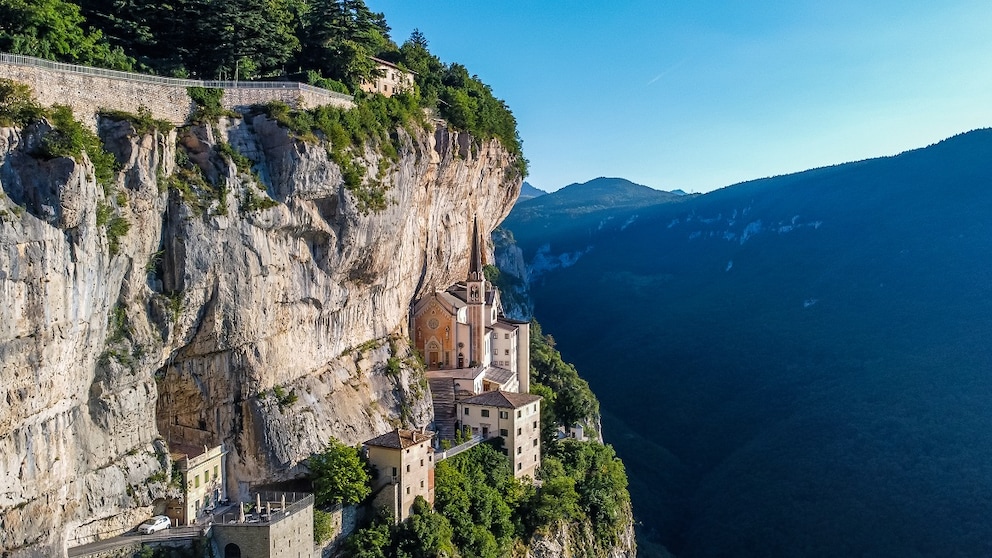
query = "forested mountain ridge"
xmin=493 ymin=177 xmax=691 ymax=318
xmin=512 ymin=128 xmax=992 ymax=557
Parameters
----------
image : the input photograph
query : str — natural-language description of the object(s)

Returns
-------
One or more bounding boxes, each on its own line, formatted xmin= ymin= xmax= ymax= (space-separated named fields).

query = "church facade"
xmin=411 ymin=222 xmax=530 ymax=395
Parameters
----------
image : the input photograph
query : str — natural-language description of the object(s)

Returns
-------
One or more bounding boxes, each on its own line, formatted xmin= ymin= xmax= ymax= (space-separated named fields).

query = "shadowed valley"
xmin=502 ymin=130 xmax=992 ymax=557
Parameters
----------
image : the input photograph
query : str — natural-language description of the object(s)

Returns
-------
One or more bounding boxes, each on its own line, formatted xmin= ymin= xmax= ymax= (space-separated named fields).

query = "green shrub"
xmin=106 ymin=215 xmax=130 ymax=255
xmin=187 ymin=87 xmax=232 ymax=122
xmin=0 ymin=79 xmax=45 ymax=127
xmin=314 ymin=509 xmax=335 ymax=544
xmin=40 ymin=105 xmax=118 ymax=188
xmin=306 ymin=70 xmax=351 ymax=95
xmin=241 ymin=188 xmax=279 ymax=212
xmin=271 ymin=384 xmax=298 ymax=408
xmin=107 ymin=304 xmax=129 ymax=343
xmin=385 ymin=357 xmax=401 ymax=377
xmin=99 ymin=106 xmax=174 ymax=135
xmin=216 ymin=141 xmax=254 ymax=174
xmin=96 ymin=203 xmax=113 ymax=226
xmin=168 ymin=144 xmax=226 ymax=215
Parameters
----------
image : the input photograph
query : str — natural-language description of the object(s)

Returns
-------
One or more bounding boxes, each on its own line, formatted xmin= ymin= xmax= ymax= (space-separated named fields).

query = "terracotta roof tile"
xmin=364 ymin=429 xmax=433 ymax=449
xmin=461 ymin=390 xmax=542 ymax=409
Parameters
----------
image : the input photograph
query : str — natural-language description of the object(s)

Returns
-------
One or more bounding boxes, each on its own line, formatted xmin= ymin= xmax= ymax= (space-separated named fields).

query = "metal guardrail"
xmin=0 ymin=52 xmax=353 ymax=102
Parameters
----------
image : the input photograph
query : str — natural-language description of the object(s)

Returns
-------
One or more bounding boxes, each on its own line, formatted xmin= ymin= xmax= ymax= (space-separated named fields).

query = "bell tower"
xmin=466 ymin=218 xmax=488 ymax=366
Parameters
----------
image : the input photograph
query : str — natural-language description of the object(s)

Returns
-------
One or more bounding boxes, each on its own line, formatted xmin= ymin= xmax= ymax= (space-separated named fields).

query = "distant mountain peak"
xmin=515 ymin=177 xmax=684 ymax=214
xmin=518 ymin=181 xmax=548 ymax=201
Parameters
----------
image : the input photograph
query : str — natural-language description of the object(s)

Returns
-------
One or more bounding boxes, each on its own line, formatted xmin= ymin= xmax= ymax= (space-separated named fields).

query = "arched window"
xmin=224 ymin=543 xmax=242 ymax=558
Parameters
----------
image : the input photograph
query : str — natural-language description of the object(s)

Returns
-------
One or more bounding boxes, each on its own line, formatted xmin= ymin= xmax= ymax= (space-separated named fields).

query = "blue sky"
xmin=367 ymin=1 xmax=992 ymax=193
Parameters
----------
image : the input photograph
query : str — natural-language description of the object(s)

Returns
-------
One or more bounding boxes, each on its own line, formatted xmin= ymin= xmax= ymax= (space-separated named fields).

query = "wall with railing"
xmin=0 ymin=52 xmax=353 ymax=128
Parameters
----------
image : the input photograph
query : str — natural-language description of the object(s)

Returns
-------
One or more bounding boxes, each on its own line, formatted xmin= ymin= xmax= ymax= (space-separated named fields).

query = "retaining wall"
xmin=0 ymin=53 xmax=354 ymax=129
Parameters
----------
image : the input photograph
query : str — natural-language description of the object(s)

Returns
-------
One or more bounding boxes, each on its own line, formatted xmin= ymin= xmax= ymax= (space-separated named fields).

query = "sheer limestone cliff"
xmin=0 ymin=110 xmax=521 ymax=556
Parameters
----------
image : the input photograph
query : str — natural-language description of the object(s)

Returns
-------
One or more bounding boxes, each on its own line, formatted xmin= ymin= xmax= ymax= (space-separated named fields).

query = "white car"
xmin=137 ymin=515 xmax=171 ymax=534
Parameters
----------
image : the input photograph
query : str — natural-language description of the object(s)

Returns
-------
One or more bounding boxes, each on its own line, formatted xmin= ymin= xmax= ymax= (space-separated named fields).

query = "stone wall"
xmin=210 ymin=494 xmax=314 ymax=558
xmin=316 ymin=505 xmax=361 ymax=558
xmin=0 ymin=54 xmax=353 ymax=130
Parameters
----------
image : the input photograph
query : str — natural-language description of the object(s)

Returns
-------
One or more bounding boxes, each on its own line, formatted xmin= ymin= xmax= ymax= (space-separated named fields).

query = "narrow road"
xmin=67 ymin=526 xmax=206 ymax=557
xmin=67 ymin=505 xmax=241 ymax=558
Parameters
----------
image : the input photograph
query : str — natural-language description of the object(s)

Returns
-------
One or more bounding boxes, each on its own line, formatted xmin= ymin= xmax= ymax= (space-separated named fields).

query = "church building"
xmin=411 ymin=220 xmax=533 ymax=443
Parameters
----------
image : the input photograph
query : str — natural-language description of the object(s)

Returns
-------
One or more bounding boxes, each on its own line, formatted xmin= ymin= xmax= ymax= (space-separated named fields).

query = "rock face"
xmin=491 ymin=227 xmax=534 ymax=321
xmin=0 ymin=111 xmax=521 ymax=556
xmin=525 ymin=507 xmax=637 ymax=558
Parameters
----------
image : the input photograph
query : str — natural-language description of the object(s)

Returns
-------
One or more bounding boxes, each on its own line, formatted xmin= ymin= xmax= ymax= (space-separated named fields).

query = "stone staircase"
xmin=428 ymin=377 xmax=457 ymax=442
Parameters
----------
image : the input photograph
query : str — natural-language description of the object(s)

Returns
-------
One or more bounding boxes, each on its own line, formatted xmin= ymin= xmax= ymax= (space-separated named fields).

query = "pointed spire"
xmin=468 ymin=217 xmax=484 ymax=281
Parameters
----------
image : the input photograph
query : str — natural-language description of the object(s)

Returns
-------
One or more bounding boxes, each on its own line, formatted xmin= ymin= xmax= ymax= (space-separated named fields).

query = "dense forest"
xmin=0 ymin=0 xmax=525 ymax=173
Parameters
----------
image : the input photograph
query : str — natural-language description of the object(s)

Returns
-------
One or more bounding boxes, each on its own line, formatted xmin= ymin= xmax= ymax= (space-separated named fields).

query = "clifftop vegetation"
xmin=0 ymin=0 xmax=527 ymax=175
xmin=343 ymin=440 xmax=631 ymax=558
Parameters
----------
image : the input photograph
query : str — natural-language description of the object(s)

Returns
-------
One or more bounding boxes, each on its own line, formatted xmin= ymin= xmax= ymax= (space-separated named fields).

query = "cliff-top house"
xmin=363 ymin=429 xmax=435 ymax=523
xmin=360 ymin=57 xmax=415 ymax=98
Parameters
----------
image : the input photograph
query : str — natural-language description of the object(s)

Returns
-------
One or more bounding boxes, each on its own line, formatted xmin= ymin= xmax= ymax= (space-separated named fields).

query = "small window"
xmin=213 ymin=465 xmax=218 ymax=480
xmin=464 ymin=408 xmax=470 ymax=416
xmin=533 ymin=421 xmax=537 ymax=429
xmin=500 ymin=429 xmax=508 ymax=437
xmin=195 ymin=475 xmax=200 ymax=488
xmin=517 ymin=463 xmax=522 ymax=471
xmin=406 ymin=487 xmax=410 ymax=494
xmin=499 ymin=411 xmax=508 ymax=419
xmin=420 ymin=459 xmax=424 ymax=467
xmin=505 ymin=349 xmax=509 ymax=355
xmin=420 ymin=480 xmax=424 ymax=488
xmin=392 ymin=467 xmax=397 ymax=476
xmin=533 ymin=439 xmax=538 ymax=447
xmin=406 ymin=464 xmax=410 ymax=472
xmin=481 ymin=409 xmax=490 ymax=417
xmin=517 ymin=427 xmax=521 ymax=435
xmin=534 ymin=455 xmax=538 ymax=462
xmin=517 ymin=446 xmax=522 ymax=455
xmin=517 ymin=410 xmax=522 ymax=418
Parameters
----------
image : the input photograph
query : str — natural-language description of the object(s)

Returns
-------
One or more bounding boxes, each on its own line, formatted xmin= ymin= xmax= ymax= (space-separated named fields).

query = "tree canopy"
xmin=342 ymin=438 xmax=631 ymax=557
xmin=0 ymin=0 xmax=133 ymax=69
xmin=308 ymin=438 xmax=371 ymax=507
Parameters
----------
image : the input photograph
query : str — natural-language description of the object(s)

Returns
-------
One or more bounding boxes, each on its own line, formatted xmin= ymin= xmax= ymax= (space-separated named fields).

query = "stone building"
xmin=363 ymin=429 xmax=435 ymax=522
xmin=360 ymin=57 xmax=415 ymax=97
xmin=211 ymin=492 xmax=314 ymax=558
xmin=166 ymin=443 xmax=228 ymax=525
xmin=457 ymin=391 xmax=542 ymax=479
xmin=409 ymin=219 xmax=542 ymax=479
xmin=412 ymin=220 xmax=530 ymax=382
